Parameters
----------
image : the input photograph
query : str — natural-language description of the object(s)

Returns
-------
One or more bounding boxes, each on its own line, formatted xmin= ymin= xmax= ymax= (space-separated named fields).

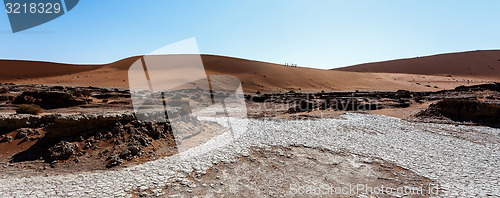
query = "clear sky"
xmin=1 ymin=0 xmax=499 ymax=69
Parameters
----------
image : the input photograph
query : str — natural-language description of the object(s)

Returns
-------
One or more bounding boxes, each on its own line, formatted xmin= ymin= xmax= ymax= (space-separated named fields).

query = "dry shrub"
xmin=16 ymin=104 xmax=43 ymax=115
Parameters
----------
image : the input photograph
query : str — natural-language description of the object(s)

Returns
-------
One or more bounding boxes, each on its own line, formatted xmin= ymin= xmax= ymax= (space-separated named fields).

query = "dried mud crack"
xmin=157 ymin=146 xmax=438 ymax=198
xmin=1 ymin=114 xmax=498 ymax=197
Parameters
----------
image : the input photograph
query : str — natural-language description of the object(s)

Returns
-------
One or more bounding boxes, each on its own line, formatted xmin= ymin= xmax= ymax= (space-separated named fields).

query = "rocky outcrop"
xmin=106 ymin=155 xmax=123 ymax=168
xmin=454 ymin=82 xmax=500 ymax=92
xmin=13 ymin=91 xmax=91 ymax=109
xmin=91 ymin=93 xmax=131 ymax=99
xmin=0 ymin=114 xmax=55 ymax=134
xmin=416 ymin=99 xmax=500 ymax=128
xmin=0 ymin=113 xmax=135 ymax=137
xmin=0 ymin=135 xmax=12 ymax=143
xmin=2 ymin=111 xmax=176 ymax=168
xmin=44 ymin=113 xmax=135 ymax=140
xmin=46 ymin=141 xmax=79 ymax=161
xmin=14 ymin=128 xmax=30 ymax=139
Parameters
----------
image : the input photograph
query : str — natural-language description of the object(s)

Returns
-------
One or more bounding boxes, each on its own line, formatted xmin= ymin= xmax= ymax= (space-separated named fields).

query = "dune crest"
xmin=334 ymin=50 xmax=500 ymax=78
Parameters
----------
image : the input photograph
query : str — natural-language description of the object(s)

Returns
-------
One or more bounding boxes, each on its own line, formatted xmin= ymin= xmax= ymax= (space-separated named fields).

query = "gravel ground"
xmin=0 ymin=113 xmax=498 ymax=197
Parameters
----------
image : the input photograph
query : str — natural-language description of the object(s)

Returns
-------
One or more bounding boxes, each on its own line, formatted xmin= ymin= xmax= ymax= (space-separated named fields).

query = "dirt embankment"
xmin=0 ymin=85 xmax=177 ymax=175
xmin=0 ymin=112 xmax=178 ymax=176
xmin=413 ymin=83 xmax=500 ymax=128
xmin=416 ymin=100 xmax=500 ymax=128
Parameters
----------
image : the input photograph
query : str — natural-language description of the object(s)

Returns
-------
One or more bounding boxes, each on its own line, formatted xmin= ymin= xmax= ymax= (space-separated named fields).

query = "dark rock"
xmin=112 ymin=122 xmax=123 ymax=134
xmin=287 ymin=100 xmax=315 ymax=113
xmin=106 ymin=155 xmax=122 ymax=168
xmin=15 ymin=129 xmax=30 ymax=139
xmin=119 ymin=150 xmax=131 ymax=159
xmin=46 ymin=141 xmax=78 ymax=161
xmin=113 ymin=139 xmax=123 ymax=145
xmin=146 ymin=123 xmax=162 ymax=139
xmin=137 ymin=136 xmax=149 ymax=146
xmin=0 ymin=95 xmax=14 ymax=102
xmin=454 ymin=83 xmax=500 ymax=92
xmin=50 ymin=86 xmax=65 ymax=91
xmin=1 ymin=136 xmax=12 ymax=143
xmin=119 ymin=144 xmax=142 ymax=160
xmin=20 ymin=137 xmax=29 ymax=143
xmin=91 ymin=93 xmax=131 ymax=99
xmin=13 ymin=91 xmax=91 ymax=109
xmin=128 ymin=144 xmax=141 ymax=156
xmin=395 ymin=90 xmax=413 ymax=98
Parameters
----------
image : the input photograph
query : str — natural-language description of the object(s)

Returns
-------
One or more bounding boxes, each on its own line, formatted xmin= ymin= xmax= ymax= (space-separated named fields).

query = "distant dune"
xmin=334 ymin=50 xmax=500 ymax=78
xmin=1 ymin=53 xmax=498 ymax=93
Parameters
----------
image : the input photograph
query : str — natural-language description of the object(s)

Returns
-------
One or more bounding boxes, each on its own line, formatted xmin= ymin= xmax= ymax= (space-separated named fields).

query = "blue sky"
xmin=1 ymin=0 xmax=499 ymax=69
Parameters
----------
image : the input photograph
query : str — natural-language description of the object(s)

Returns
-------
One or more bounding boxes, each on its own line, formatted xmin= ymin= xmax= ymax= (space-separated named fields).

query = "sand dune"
xmin=0 ymin=53 xmax=498 ymax=93
xmin=0 ymin=60 xmax=101 ymax=79
xmin=0 ymin=57 xmax=139 ymax=88
xmin=334 ymin=50 xmax=500 ymax=78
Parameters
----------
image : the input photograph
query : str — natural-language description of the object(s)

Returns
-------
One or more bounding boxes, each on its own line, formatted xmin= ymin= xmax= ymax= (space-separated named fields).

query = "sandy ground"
xmin=368 ymin=102 xmax=433 ymax=119
xmin=1 ymin=53 xmax=499 ymax=93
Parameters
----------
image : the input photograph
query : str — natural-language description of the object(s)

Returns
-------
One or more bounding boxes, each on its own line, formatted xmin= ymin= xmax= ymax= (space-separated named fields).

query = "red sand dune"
xmin=0 ymin=53 xmax=498 ymax=93
xmin=334 ymin=50 xmax=500 ymax=78
xmin=0 ymin=57 xmax=139 ymax=81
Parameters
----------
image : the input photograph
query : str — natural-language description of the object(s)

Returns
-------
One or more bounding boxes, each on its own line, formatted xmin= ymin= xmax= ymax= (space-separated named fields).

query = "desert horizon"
xmin=1 ymin=1 xmax=499 ymax=197
xmin=1 ymin=50 xmax=499 ymax=93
